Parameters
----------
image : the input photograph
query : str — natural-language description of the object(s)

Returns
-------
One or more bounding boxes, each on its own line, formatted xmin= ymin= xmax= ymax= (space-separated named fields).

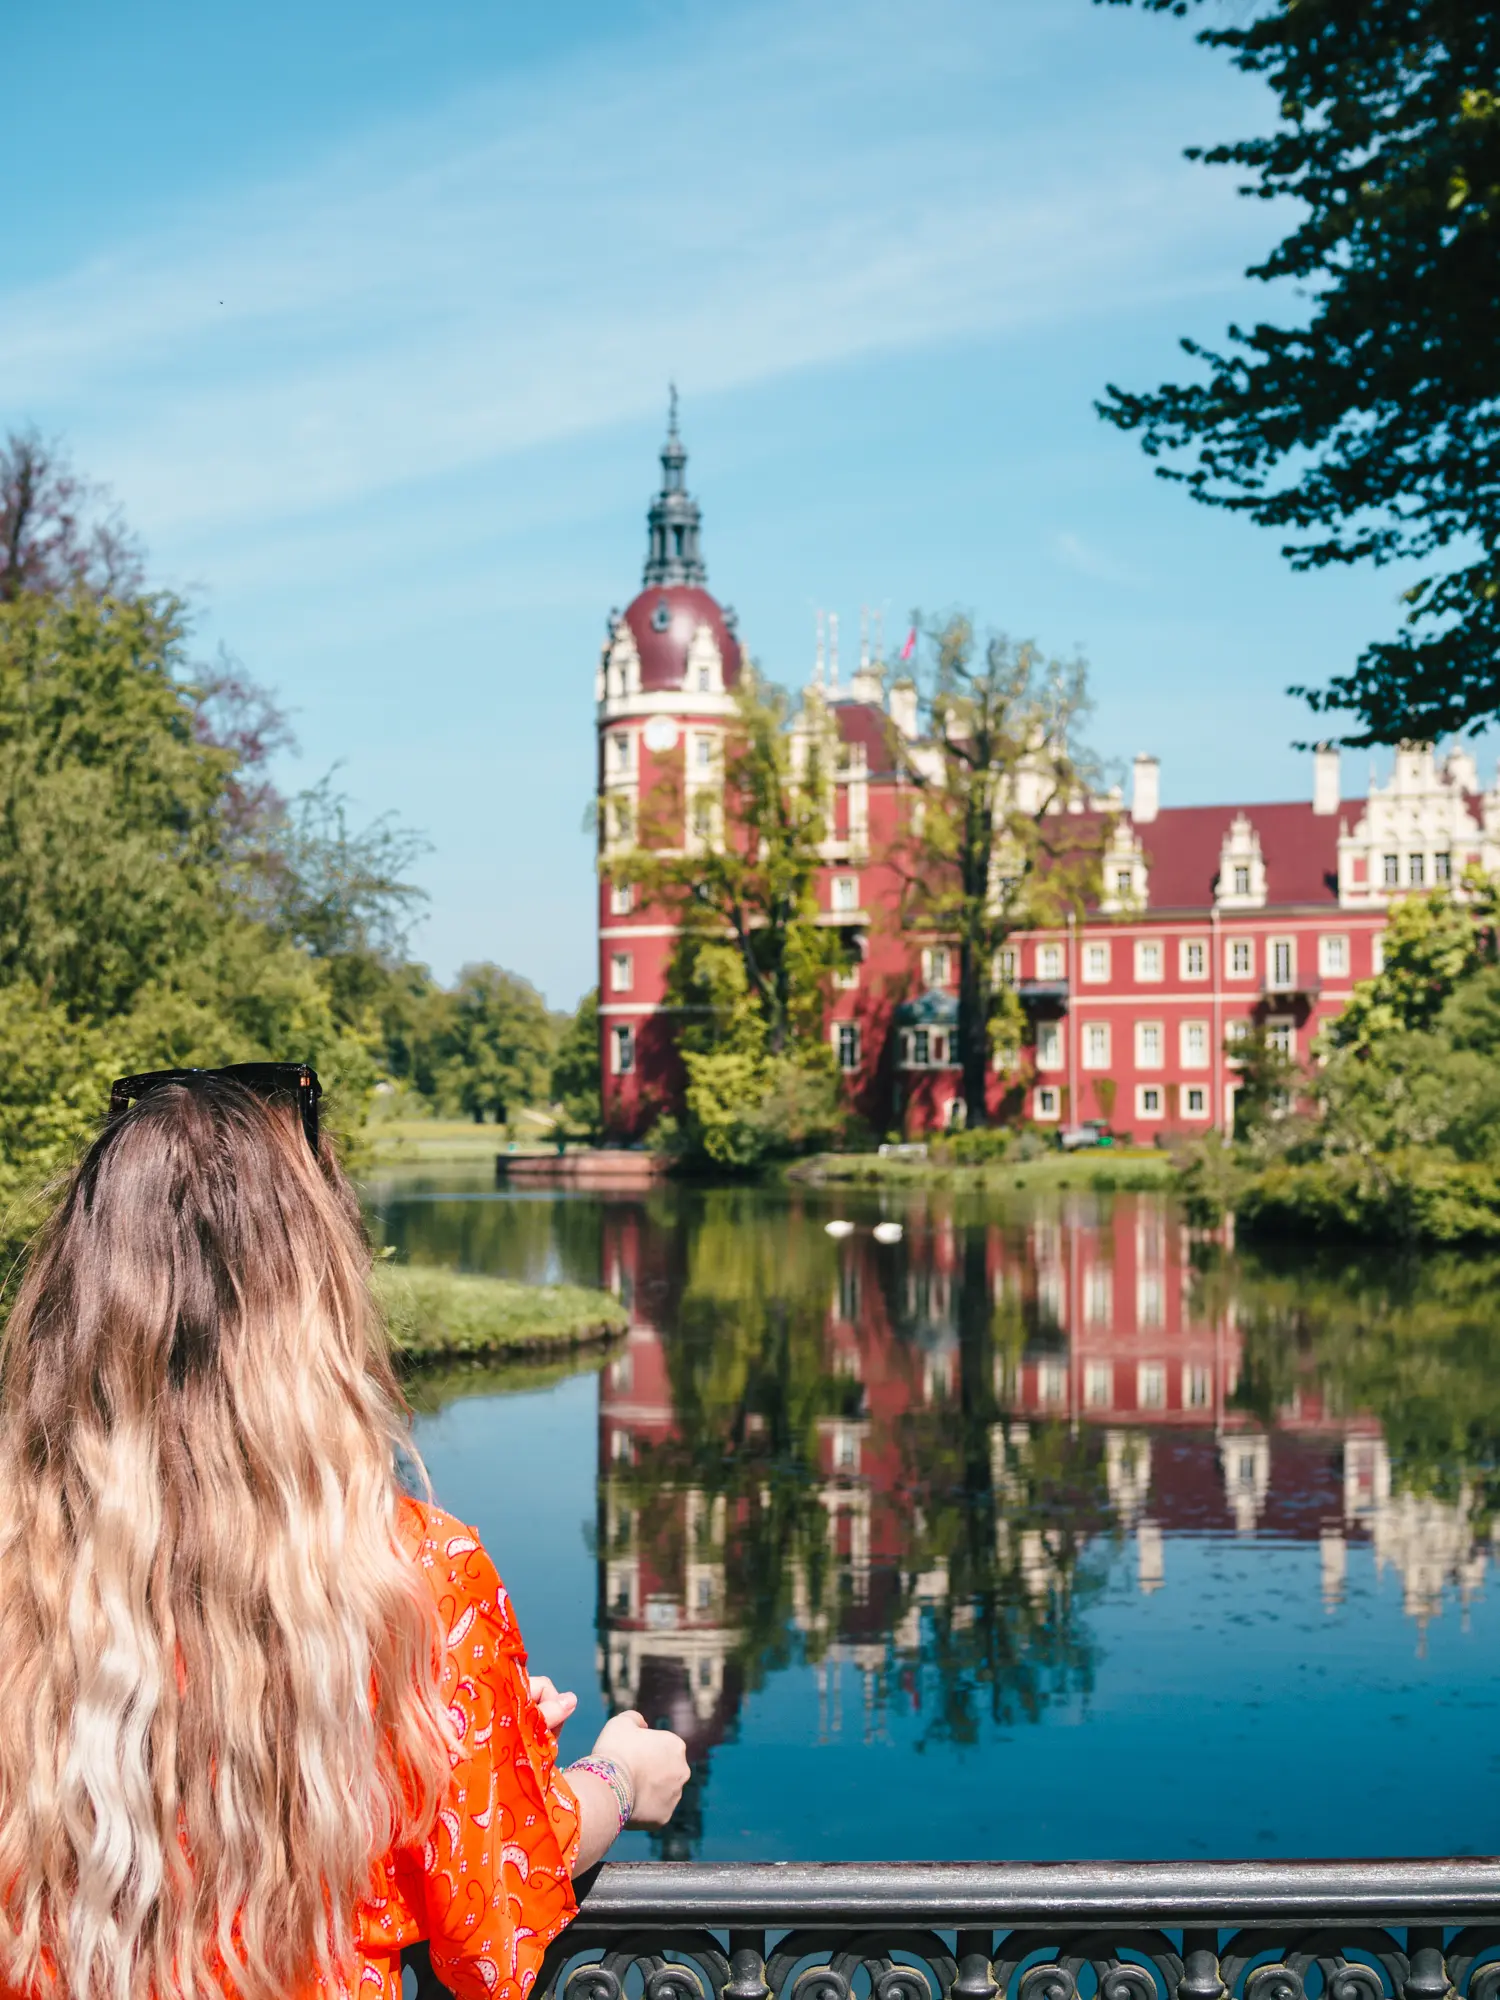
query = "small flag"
xmin=899 ymin=626 xmax=916 ymax=663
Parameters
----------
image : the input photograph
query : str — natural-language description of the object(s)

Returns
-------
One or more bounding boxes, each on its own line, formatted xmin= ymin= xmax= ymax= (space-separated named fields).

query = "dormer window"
xmin=696 ymin=663 xmax=710 ymax=692
xmin=1216 ymin=813 xmax=1267 ymax=909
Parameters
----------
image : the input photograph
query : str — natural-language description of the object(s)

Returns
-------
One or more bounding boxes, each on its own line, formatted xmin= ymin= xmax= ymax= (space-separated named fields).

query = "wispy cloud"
xmin=0 ymin=0 xmax=1268 ymax=549
xmin=1053 ymin=530 xmax=1148 ymax=589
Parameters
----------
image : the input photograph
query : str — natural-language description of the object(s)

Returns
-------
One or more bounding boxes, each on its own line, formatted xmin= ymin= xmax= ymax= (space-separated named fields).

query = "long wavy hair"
xmin=0 ymin=1081 xmax=453 ymax=2000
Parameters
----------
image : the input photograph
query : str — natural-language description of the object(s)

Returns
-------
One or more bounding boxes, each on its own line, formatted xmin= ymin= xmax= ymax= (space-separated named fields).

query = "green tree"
xmin=612 ymin=673 xmax=841 ymax=1057
xmin=1098 ymin=1 xmax=1500 ymax=742
xmin=891 ymin=617 xmax=1106 ymax=1128
xmin=1323 ymin=883 xmax=1495 ymax=1054
xmin=551 ymin=989 xmax=601 ymax=1135
xmin=433 ymin=963 xmax=553 ymax=1125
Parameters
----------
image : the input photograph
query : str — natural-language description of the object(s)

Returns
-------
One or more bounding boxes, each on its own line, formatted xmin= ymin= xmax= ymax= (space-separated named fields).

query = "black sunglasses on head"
xmin=108 ymin=1063 xmax=322 ymax=1154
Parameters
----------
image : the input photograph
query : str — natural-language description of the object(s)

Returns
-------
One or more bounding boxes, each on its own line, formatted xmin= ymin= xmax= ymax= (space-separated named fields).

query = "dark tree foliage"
xmin=1097 ymin=1 xmax=1500 ymax=743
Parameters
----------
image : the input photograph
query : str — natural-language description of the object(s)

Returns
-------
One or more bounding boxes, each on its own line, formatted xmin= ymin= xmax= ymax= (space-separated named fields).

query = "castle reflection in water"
xmin=592 ymin=1194 xmax=1495 ymax=1803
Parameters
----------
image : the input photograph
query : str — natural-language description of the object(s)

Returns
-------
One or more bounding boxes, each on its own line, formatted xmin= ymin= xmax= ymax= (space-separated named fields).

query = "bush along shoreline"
xmin=1180 ymin=886 xmax=1500 ymax=1249
xmin=372 ymin=1261 xmax=628 ymax=1366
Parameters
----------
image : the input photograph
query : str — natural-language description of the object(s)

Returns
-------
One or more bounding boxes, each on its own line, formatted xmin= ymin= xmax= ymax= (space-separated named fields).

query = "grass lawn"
xmin=787 ymin=1149 xmax=1176 ymax=1192
xmin=372 ymin=1262 xmax=628 ymax=1365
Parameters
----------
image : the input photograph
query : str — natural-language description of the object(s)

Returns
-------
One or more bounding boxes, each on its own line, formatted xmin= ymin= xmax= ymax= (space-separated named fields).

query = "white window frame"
xmin=1135 ymin=1020 xmax=1163 ymax=1069
xmin=1227 ymin=937 xmax=1254 ymax=980
xmin=922 ymin=944 xmax=953 ymax=988
xmin=1435 ymin=851 xmax=1452 ymax=883
xmin=1184 ymin=1364 xmax=1212 ymax=1410
xmin=1180 ymin=1019 xmax=1210 ymax=1069
xmin=995 ymin=947 xmax=1018 ymax=986
xmin=1036 ymin=1020 xmax=1064 ymax=1072
xmin=610 ymin=951 xmax=634 ymax=994
xmin=834 ymin=1022 xmax=861 ymax=1072
xmin=1082 ymin=1020 xmax=1111 ymax=1070
xmin=1085 ymin=1361 xmax=1113 ymax=1408
xmin=1180 ymin=938 xmax=1208 ymax=981
xmin=1136 ymin=1082 xmax=1164 ymax=1120
xmin=1134 ymin=939 xmax=1163 ymax=983
xmin=1268 ymin=936 xmax=1295 ymax=991
xmin=611 ymin=730 xmax=631 ymax=772
xmin=611 ymin=1023 xmax=635 ymax=1075
xmin=1232 ymin=862 xmax=1251 ymax=897
xmin=1267 ymin=1018 xmax=1295 ymax=1057
xmin=1382 ymin=852 xmax=1401 ymax=887
xmin=831 ymin=874 xmax=859 ymax=914
xmin=1372 ymin=932 xmax=1386 ymax=974
xmin=693 ymin=732 xmax=714 ymax=773
xmin=610 ymin=880 xmax=634 ymax=917
xmin=1137 ymin=1272 xmax=1165 ymax=1327
xmin=1137 ymin=1361 xmax=1167 ymax=1410
xmin=1082 ymin=941 xmax=1111 ymax=984
xmin=1084 ymin=1268 xmax=1113 ymax=1325
xmin=1036 ymin=941 xmax=1064 ymax=981
xmin=1034 ymin=1085 xmax=1061 ymax=1121
xmin=1183 ymin=1084 xmax=1209 ymax=1118
xmin=1409 ymin=852 xmax=1426 ymax=887
xmin=1319 ymin=932 xmax=1349 ymax=979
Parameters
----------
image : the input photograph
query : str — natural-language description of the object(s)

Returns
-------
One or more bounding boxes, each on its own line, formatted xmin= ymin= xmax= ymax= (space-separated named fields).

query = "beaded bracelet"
xmin=566 ymin=1754 xmax=635 ymax=1832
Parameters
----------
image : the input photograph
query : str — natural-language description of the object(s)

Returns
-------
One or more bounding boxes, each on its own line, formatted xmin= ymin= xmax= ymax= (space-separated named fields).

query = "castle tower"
xmin=595 ymin=398 xmax=742 ymax=1136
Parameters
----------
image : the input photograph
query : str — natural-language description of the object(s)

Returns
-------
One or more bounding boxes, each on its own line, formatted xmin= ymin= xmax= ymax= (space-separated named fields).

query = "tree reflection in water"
xmin=582 ymin=1188 xmax=1500 ymax=1854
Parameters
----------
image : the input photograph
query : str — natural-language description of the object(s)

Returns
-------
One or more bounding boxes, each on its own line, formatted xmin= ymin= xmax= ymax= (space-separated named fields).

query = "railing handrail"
xmin=573 ymin=1858 xmax=1500 ymax=1928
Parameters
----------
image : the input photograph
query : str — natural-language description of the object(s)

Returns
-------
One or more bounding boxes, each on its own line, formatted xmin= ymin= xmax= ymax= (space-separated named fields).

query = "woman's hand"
xmin=591 ymin=1709 xmax=691 ymax=1829
xmin=528 ymin=1674 xmax=578 ymax=1735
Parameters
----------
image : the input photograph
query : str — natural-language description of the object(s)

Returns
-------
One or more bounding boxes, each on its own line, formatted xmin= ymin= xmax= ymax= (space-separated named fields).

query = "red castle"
xmin=597 ymin=404 xmax=1497 ymax=1139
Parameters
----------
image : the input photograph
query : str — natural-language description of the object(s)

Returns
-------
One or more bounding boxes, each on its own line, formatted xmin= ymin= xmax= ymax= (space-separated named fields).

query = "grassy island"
xmin=372 ymin=1262 xmax=628 ymax=1366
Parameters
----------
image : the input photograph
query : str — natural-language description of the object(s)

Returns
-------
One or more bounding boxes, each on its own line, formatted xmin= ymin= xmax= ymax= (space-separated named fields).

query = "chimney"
xmin=1131 ymin=753 xmax=1159 ymax=824
xmin=1313 ymin=743 xmax=1341 ymax=815
xmin=889 ymin=677 xmax=919 ymax=740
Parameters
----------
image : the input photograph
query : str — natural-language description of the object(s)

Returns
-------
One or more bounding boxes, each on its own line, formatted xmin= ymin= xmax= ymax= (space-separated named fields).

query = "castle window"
xmin=1181 ymin=1021 xmax=1209 ymax=1067
xmin=1136 ymin=1021 xmax=1163 ymax=1067
xmin=995 ymin=947 xmax=1018 ymax=985
xmin=1083 ymin=941 xmax=1110 ymax=982
xmin=835 ymin=1022 xmax=861 ymax=1071
xmin=1319 ymin=933 xmax=1348 ymax=977
xmin=611 ymin=1024 xmax=635 ymax=1075
xmin=696 ymin=662 xmax=711 ymax=692
xmin=832 ymin=875 xmax=859 ymax=913
xmin=1116 ymin=868 xmax=1134 ymax=897
xmin=1084 ymin=1271 xmax=1113 ymax=1325
xmin=912 ymin=1028 xmax=930 ymax=1067
xmin=694 ymin=734 xmax=713 ymax=772
xmin=1034 ymin=1086 xmax=1060 ymax=1121
xmin=1383 ymin=853 xmax=1400 ymax=886
xmin=610 ymin=881 xmax=634 ymax=917
xmin=1036 ymin=942 xmax=1064 ymax=980
xmin=923 ymin=945 xmax=953 ymax=987
xmin=1138 ymin=1363 xmax=1167 ymax=1409
xmin=1233 ymin=864 xmax=1251 ymax=896
xmin=1037 ymin=1021 xmax=1063 ymax=1071
xmin=1185 ymin=1364 xmax=1211 ymax=1407
xmin=1435 ymin=852 xmax=1452 ymax=881
xmin=1228 ymin=938 xmax=1254 ymax=979
xmin=1184 ymin=1086 xmax=1208 ymax=1117
xmin=1409 ymin=852 xmax=1426 ymax=886
xmin=611 ymin=952 xmax=634 ymax=994
xmin=1083 ymin=1021 xmax=1110 ymax=1069
xmin=1270 ymin=937 xmax=1294 ymax=989
xmin=1134 ymin=940 xmax=1162 ymax=982
xmin=1267 ymin=1020 xmax=1294 ymax=1056
xmin=612 ymin=732 xmax=630 ymax=770
xmin=1136 ymin=1085 xmax=1163 ymax=1120
xmin=1181 ymin=939 xmax=1207 ymax=980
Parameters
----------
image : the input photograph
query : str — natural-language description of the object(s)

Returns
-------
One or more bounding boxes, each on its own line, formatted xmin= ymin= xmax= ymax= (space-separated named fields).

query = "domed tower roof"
xmin=616 ymin=392 xmax=742 ymax=692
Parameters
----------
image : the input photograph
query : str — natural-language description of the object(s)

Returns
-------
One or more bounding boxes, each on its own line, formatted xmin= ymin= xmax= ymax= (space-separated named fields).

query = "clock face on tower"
xmin=643 ymin=716 xmax=679 ymax=753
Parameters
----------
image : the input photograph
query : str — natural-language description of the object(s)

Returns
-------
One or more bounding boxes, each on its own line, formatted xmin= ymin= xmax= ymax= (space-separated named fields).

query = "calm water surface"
xmin=366 ymin=1174 xmax=1500 ymax=1863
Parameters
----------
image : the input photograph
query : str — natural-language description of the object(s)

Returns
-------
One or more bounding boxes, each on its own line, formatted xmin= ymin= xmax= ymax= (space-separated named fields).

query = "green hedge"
xmin=373 ymin=1262 xmax=628 ymax=1362
xmin=1237 ymin=1151 xmax=1500 ymax=1247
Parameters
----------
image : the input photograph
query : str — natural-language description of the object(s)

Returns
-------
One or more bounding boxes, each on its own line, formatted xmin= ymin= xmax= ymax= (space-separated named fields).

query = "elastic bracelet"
xmin=567 ymin=1754 xmax=635 ymax=1832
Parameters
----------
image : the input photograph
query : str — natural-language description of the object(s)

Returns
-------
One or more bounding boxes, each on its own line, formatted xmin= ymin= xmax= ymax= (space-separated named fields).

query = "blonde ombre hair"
xmin=0 ymin=1081 xmax=453 ymax=2000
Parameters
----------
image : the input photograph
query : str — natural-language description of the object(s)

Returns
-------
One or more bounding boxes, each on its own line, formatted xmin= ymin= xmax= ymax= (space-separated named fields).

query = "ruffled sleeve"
xmin=405 ymin=1507 xmax=580 ymax=2000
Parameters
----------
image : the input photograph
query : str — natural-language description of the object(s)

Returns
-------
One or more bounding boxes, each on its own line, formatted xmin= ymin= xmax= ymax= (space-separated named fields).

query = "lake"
xmin=367 ymin=1171 xmax=1500 ymax=1864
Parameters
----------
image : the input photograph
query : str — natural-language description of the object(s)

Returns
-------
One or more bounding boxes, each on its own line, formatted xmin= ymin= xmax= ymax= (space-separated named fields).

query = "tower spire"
xmin=643 ymin=387 xmax=707 ymax=586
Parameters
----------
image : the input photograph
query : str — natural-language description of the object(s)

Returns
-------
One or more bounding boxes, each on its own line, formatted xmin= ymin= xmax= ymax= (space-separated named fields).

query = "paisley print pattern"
xmin=354 ymin=1500 xmax=581 ymax=2000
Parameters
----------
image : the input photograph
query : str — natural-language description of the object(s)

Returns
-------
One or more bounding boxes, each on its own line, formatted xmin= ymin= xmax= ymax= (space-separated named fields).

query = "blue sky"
xmin=0 ymin=0 xmax=1455 ymax=1004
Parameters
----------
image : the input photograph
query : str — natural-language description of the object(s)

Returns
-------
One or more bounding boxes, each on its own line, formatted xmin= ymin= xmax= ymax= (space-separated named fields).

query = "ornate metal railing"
xmin=505 ymin=1861 xmax=1500 ymax=2000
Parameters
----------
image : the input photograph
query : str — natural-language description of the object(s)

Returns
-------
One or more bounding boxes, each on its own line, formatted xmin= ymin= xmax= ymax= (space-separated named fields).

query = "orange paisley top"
xmin=353 ymin=1499 xmax=581 ymax=2000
